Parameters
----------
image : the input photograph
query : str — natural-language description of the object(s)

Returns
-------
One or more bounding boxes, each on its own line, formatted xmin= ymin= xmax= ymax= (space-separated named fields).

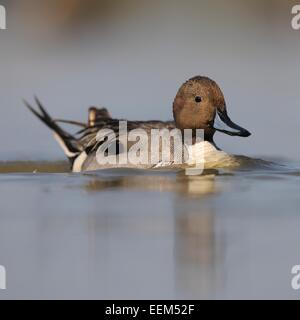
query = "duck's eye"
xmin=195 ymin=96 xmax=202 ymax=103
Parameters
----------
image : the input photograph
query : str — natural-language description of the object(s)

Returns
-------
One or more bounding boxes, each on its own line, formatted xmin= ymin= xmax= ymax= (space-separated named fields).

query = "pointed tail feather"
xmin=24 ymin=97 xmax=81 ymax=160
xmin=54 ymin=119 xmax=87 ymax=128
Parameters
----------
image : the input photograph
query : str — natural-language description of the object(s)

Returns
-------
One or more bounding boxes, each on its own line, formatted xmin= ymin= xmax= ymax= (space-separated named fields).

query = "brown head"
xmin=88 ymin=107 xmax=111 ymax=126
xmin=173 ymin=76 xmax=251 ymax=141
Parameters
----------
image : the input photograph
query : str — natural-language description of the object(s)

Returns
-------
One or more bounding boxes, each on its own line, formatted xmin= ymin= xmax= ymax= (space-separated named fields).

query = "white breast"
xmin=186 ymin=141 xmax=235 ymax=167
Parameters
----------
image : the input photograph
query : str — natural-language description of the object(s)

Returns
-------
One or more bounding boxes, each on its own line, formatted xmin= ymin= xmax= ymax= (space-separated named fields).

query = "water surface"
xmin=0 ymin=158 xmax=300 ymax=299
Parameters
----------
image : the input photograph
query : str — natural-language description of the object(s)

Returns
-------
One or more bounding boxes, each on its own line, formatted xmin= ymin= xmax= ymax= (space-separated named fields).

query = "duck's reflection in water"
xmin=82 ymin=169 xmax=220 ymax=197
xmin=174 ymin=203 xmax=220 ymax=298
xmin=82 ymin=169 xmax=224 ymax=298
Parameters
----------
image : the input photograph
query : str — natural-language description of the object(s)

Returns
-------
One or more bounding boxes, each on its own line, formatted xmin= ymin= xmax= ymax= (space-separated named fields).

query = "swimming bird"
xmin=24 ymin=76 xmax=251 ymax=172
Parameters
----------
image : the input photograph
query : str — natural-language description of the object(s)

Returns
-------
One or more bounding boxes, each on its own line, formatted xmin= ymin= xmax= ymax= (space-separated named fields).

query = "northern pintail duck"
xmin=25 ymin=76 xmax=251 ymax=172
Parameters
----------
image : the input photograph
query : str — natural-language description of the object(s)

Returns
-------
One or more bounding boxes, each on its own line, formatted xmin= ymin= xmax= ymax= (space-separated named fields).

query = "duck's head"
xmin=173 ymin=76 xmax=251 ymax=142
xmin=88 ymin=107 xmax=111 ymax=126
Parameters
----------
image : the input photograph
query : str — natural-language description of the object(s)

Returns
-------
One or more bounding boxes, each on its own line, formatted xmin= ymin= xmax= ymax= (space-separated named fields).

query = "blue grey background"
xmin=1 ymin=0 xmax=300 ymax=300
xmin=0 ymin=0 xmax=299 ymax=161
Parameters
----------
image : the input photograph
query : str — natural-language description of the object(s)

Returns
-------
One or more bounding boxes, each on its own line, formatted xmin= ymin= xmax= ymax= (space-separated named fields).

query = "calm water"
xmin=0 ymin=158 xmax=300 ymax=299
xmin=1 ymin=0 xmax=299 ymax=300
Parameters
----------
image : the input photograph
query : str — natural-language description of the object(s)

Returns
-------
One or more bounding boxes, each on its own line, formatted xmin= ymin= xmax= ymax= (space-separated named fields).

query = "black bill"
xmin=213 ymin=110 xmax=251 ymax=137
